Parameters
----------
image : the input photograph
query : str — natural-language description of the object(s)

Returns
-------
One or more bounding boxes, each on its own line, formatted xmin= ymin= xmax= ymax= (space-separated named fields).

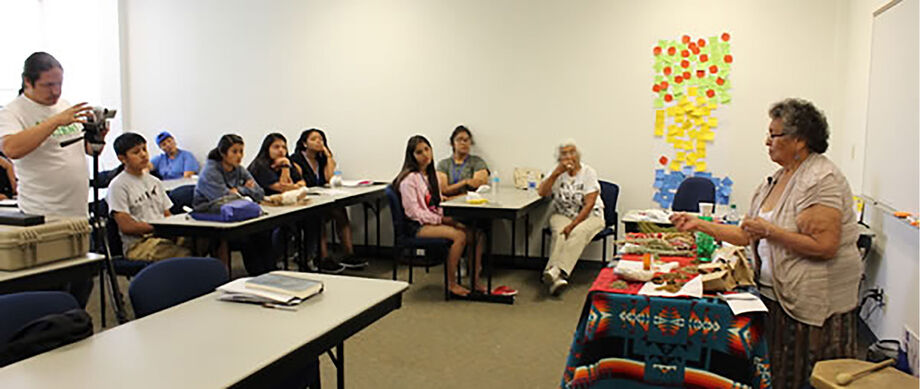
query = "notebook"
xmin=244 ymin=271 xmax=324 ymax=300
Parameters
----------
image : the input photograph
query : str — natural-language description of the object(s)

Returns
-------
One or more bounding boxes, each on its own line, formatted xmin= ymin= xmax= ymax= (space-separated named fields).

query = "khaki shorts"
xmin=125 ymin=236 xmax=192 ymax=261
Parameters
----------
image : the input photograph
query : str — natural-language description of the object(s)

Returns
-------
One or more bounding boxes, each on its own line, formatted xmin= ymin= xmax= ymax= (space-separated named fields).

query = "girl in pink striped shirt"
xmin=393 ymin=135 xmax=486 ymax=297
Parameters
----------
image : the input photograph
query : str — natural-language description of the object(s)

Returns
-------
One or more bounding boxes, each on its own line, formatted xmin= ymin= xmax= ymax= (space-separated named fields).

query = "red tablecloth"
xmin=589 ymin=255 xmax=696 ymax=295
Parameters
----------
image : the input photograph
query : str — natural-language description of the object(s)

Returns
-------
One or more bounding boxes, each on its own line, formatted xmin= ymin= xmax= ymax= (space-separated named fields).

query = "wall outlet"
xmin=415 ymin=248 xmax=425 ymax=256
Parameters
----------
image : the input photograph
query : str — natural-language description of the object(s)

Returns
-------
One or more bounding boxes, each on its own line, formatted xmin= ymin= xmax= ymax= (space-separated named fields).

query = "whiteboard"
xmin=862 ymin=0 xmax=919 ymax=212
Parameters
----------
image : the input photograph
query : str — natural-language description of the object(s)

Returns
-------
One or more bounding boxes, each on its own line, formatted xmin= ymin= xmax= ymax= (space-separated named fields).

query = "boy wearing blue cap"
xmin=150 ymin=131 xmax=199 ymax=180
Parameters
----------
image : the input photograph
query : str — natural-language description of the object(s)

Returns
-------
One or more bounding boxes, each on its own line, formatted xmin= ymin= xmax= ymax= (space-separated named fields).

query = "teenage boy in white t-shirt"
xmin=107 ymin=133 xmax=191 ymax=261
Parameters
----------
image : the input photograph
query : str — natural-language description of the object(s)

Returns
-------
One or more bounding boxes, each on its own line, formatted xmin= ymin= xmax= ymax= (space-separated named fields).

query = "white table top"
xmin=0 ymin=253 xmax=104 ymax=284
xmin=161 ymin=177 xmax=198 ymax=191
xmin=0 ymin=274 xmax=409 ymax=388
xmin=441 ymin=187 xmax=544 ymax=210
xmin=150 ymin=196 xmax=337 ymax=229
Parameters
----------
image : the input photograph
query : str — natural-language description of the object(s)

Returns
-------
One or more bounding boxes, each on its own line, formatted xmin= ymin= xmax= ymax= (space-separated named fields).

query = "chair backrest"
xmin=168 ymin=184 xmax=195 ymax=215
xmin=598 ymin=181 xmax=619 ymax=227
xmin=385 ymin=185 xmax=410 ymax=242
xmin=0 ymin=291 xmax=79 ymax=345
xmin=105 ymin=213 xmax=125 ymax=257
xmin=672 ymin=176 xmax=716 ymax=213
xmin=128 ymin=257 xmax=228 ymax=318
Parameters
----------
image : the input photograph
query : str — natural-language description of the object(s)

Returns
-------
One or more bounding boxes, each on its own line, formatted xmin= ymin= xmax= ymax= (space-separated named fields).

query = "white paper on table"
xmin=309 ymin=187 xmax=348 ymax=196
xmin=616 ymin=259 xmax=679 ymax=273
xmin=722 ymin=293 xmax=769 ymax=315
xmin=638 ymin=274 xmax=703 ymax=298
xmin=341 ymin=179 xmax=373 ymax=187
xmin=217 ymin=277 xmax=302 ymax=304
xmin=624 ymin=209 xmax=673 ymax=224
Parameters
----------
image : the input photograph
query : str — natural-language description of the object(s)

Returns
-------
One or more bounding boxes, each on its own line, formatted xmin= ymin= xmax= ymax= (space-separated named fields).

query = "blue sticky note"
xmin=655 ymin=169 xmax=665 ymax=179
xmin=710 ymin=177 xmax=720 ymax=186
xmin=695 ymin=171 xmax=712 ymax=178
xmin=722 ymin=186 xmax=733 ymax=195
xmin=661 ymin=192 xmax=673 ymax=202
xmin=653 ymin=179 xmax=664 ymax=189
xmin=682 ymin=166 xmax=694 ymax=176
xmin=722 ymin=177 xmax=734 ymax=186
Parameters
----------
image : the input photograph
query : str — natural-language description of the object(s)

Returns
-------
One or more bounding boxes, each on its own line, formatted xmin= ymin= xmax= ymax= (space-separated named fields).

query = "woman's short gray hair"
xmin=555 ymin=138 xmax=580 ymax=161
xmin=768 ymin=98 xmax=829 ymax=154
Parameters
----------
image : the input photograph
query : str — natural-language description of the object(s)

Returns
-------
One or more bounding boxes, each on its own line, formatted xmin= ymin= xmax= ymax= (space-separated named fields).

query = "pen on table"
xmin=262 ymin=303 xmax=298 ymax=311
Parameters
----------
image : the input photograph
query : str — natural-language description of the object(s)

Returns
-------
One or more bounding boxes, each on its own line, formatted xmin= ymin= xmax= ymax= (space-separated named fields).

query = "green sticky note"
xmin=654 ymin=62 xmax=663 ymax=72
xmin=655 ymin=75 xmax=664 ymax=83
xmin=719 ymin=94 xmax=731 ymax=104
xmin=654 ymin=98 xmax=664 ymax=108
xmin=724 ymin=79 xmax=732 ymax=89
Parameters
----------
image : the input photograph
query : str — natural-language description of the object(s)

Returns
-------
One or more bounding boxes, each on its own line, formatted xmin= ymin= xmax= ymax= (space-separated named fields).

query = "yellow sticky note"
xmin=667 ymin=106 xmax=677 ymax=117
xmin=686 ymin=153 xmax=697 ymax=164
xmin=693 ymin=118 xmax=703 ymax=127
xmin=654 ymin=127 xmax=663 ymax=137
xmin=675 ymin=115 xmax=684 ymax=123
xmin=676 ymin=152 xmax=686 ymax=162
xmin=682 ymin=120 xmax=693 ymax=130
xmin=695 ymin=161 xmax=707 ymax=172
xmin=708 ymin=103 xmax=717 ymax=110
xmin=696 ymin=140 xmax=707 ymax=151
xmin=697 ymin=148 xmax=707 ymax=159
xmin=688 ymin=87 xmax=698 ymax=97
xmin=699 ymin=131 xmax=714 ymax=141
xmin=696 ymin=96 xmax=707 ymax=106
xmin=708 ymin=117 xmax=719 ymax=128
xmin=667 ymin=125 xmax=679 ymax=136
xmin=666 ymin=135 xmax=676 ymax=144
xmin=670 ymin=161 xmax=681 ymax=171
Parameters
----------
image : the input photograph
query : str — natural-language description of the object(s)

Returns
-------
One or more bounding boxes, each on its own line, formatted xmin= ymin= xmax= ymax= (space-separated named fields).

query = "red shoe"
xmin=491 ymin=285 xmax=518 ymax=296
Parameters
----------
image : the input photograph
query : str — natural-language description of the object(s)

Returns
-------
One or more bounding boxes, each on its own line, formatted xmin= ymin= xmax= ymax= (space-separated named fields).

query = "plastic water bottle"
xmin=527 ymin=172 xmax=538 ymax=191
xmin=330 ymin=170 xmax=343 ymax=187
xmin=725 ymin=204 xmax=740 ymax=225
xmin=491 ymin=171 xmax=500 ymax=194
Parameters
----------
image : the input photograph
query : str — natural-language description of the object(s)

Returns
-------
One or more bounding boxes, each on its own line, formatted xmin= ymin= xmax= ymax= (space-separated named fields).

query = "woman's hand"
xmin=272 ymin=157 xmax=291 ymax=169
xmin=562 ymin=223 xmax=576 ymax=239
xmin=244 ymin=179 xmax=256 ymax=188
xmin=741 ymin=216 xmax=775 ymax=240
xmin=552 ymin=161 xmax=569 ymax=177
xmin=322 ymin=146 xmax=333 ymax=159
xmin=669 ymin=212 xmax=702 ymax=232
xmin=51 ymin=103 xmax=93 ymax=128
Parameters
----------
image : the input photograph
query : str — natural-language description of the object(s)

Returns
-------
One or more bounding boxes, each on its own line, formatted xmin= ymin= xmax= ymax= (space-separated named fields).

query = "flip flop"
xmin=491 ymin=285 xmax=518 ymax=296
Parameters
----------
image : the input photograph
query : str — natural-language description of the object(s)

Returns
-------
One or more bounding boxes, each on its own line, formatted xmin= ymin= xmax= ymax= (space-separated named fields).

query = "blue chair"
xmin=541 ymin=180 xmax=620 ymax=265
xmin=0 ymin=291 xmax=80 ymax=345
xmin=167 ymin=184 xmax=195 ymax=215
xmin=672 ymin=177 xmax=716 ymax=213
xmin=385 ymin=186 xmax=452 ymax=300
xmin=128 ymin=257 xmax=228 ymax=318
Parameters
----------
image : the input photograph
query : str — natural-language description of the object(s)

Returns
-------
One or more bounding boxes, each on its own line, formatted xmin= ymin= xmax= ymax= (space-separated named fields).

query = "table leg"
xmin=99 ymin=266 xmax=106 ymax=326
xmin=363 ymin=203 xmax=369 ymax=249
xmin=524 ymin=214 xmax=530 ymax=260
xmin=510 ymin=218 xmax=516 ymax=267
xmin=375 ymin=198 xmax=381 ymax=258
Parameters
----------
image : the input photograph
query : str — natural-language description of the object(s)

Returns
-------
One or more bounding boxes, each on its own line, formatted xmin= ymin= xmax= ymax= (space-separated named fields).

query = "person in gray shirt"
xmin=436 ymin=125 xmax=490 ymax=196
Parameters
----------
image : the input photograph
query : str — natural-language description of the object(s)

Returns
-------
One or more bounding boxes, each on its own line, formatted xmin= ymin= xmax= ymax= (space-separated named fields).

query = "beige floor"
xmin=85 ymin=255 xmax=598 ymax=388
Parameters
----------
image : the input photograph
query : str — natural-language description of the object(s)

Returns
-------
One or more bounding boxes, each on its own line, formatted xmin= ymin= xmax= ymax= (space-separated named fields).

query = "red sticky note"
xmin=697 ymin=38 xmax=706 ymax=47
xmin=675 ymin=76 xmax=683 ymax=84
xmin=668 ymin=46 xmax=676 ymax=56
xmin=696 ymin=70 xmax=706 ymax=78
xmin=681 ymin=49 xmax=690 ymax=58
xmin=681 ymin=60 xmax=690 ymax=68
xmin=664 ymin=94 xmax=673 ymax=102
xmin=706 ymin=89 xmax=715 ymax=98
xmin=682 ymin=71 xmax=691 ymax=79
xmin=690 ymin=46 xmax=700 ymax=55
xmin=653 ymin=46 xmax=662 ymax=56
xmin=682 ymin=35 xmax=691 ymax=44
xmin=724 ymin=54 xmax=733 ymax=63
xmin=653 ymin=84 xmax=661 ymax=93
xmin=660 ymin=81 xmax=669 ymax=90
xmin=700 ymin=54 xmax=709 ymax=63
xmin=663 ymin=66 xmax=672 ymax=76
xmin=721 ymin=32 xmax=731 ymax=42
xmin=709 ymin=65 xmax=718 ymax=73
xmin=659 ymin=156 xmax=669 ymax=165
xmin=716 ymin=77 xmax=725 ymax=86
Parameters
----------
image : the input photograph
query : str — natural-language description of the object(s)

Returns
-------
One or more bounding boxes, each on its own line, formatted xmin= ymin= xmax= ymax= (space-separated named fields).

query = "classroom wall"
xmin=121 ymin=0 xmax=852 ymax=259
xmin=830 ymin=0 xmax=919 ymax=341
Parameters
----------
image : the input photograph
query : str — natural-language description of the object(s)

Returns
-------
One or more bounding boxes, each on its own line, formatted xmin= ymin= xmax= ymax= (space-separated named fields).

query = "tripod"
xmin=62 ymin=134 xmax=128 ymax=325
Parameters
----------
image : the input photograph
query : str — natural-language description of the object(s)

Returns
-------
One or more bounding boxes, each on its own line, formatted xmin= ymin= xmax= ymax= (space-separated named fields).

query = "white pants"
xmin=546 ymin=214 xmax=605 ymax=277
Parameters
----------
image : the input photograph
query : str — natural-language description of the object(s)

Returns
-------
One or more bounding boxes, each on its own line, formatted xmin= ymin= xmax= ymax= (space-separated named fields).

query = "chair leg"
xmin=443 ymin=254 xmax=449 ymax=301
xmin=541 ymin=230 xmax=546 ymax=260
xmin=392 ymin=247 xmax=398 ymax=281
xmin=409 ymin=250 xmax=414 ymax=284
xmin=602 ymin=236 xmax=608 ymax=266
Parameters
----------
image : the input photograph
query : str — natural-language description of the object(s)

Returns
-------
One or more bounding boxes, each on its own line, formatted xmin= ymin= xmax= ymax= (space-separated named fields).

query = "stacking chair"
xmin=541 ymin=180 xmax=620 ymax=265
xmin=128 ymin=257 xmax=228 ymax=318
xmin=671 ymin=176 xmax=716 ymax=213
xmin=385 ymin=186 xmax=453 ymax=300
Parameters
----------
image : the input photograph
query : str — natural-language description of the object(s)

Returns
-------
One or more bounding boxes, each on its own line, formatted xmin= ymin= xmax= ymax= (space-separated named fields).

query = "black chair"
xmin=167 ymin=184 xmax=195 ymax=215
xmin=541 ymin=180 xmax=620 ymax=265
xmin=672 ymin=176 xmax=716 ymax=213
xmin=0 ymin=291 xmax=80 ymax=346
xmin=102 ymin=206 xmax=154 ymax=278
xmin=128 ymin=257 xmax=228 ymax=318
xmin=384 ymin=186 xmax=452 ymax=300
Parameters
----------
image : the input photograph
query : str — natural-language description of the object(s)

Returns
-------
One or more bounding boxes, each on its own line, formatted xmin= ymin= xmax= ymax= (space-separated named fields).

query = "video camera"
xmin=83 ymin=106 xmax=116 ymax=145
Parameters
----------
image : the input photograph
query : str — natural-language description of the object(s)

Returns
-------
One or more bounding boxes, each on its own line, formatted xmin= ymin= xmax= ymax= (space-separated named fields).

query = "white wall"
xmin=121 ymin=0 xmax=850 ymax=256
xmin=831 ymin=0 xmax=920 ymax=340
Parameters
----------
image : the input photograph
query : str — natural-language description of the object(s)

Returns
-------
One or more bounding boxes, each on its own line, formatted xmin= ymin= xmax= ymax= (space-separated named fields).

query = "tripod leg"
xmin=96 ymin=219 xmax=128 ymax=324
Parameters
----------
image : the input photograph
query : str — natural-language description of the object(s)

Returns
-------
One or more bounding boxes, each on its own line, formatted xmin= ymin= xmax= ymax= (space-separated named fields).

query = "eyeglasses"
xmin=767 ymin=132 xmax=787 ymax=139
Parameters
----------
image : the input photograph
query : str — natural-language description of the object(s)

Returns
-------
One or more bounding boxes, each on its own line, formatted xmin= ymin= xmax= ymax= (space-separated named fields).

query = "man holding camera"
xmin=0 ymin=52 xmax=104 ymax=217
xmin=0 ymin=52 xmax=108 ymax=307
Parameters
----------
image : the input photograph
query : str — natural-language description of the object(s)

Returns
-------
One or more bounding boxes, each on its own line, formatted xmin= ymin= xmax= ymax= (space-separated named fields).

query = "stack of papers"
xmin=217 ymin=271 xmax=324 ymax=306
xmin=341 ymin=179 xmax=373 ymax=187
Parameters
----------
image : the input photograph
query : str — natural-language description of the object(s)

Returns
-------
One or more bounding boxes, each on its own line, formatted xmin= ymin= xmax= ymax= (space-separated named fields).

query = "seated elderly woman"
xmin=670 ymin=98 xmax=862 ymax=389
xmin=537 ymin=139 xmax=605 ymax=295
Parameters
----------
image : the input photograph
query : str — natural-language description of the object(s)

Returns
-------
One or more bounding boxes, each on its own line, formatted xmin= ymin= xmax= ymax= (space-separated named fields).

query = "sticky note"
xmin=654 ymin=127 xmax=663 ymax=137
xmin=719 ymin=94 xmax=731 ymax=104
xmin=699 ymin=131 xmax=715 ymax=141
xmin=688 ymin=87 xmax=698 ymax=97
xmin=696 ymin=140 xmax=707 ymax=150
xmin=707 ymin=117 xmax=719 ymax=128
xmin=696 ymin=148 xmax=707 ymax=158
xmin=654 ymin=98 xmax=664 ymax=108
xmin=695 ymin=161 xmax=707 ymax=172
xmin=670 ymin=161 xmax=681 ymax=171
xmin=708 ymin=103 xmax=717 ymax=110
xmin=667 ymin=107 xmax=677 ymax=117
xmin=675 ymin=115 xmax=684 ymax=123
xmin=722 ymin=177 xmax=733 ymax=186
xmin=655 ymin=169 xmax=665 ymax=179
xmin=676 ymin=152 xmax=686 ymax=162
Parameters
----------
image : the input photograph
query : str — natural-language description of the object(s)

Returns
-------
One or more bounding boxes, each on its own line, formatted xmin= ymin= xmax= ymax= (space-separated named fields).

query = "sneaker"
xmin=491 ymin=285 xmax=518 ymax=296
xmin=340 ymin=255 xmax=369 ymax=269
xmin=542 ymin=266 xmax=559 ymax=284
xmin=549 ymin=278 xmax=568 ymax=295
xmin=317 ymin=258 xmax=345 ymax=274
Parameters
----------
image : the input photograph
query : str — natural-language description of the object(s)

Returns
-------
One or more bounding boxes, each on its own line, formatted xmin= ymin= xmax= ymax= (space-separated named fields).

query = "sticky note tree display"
xmin=651 ymin=33 xmax=734 ymax=209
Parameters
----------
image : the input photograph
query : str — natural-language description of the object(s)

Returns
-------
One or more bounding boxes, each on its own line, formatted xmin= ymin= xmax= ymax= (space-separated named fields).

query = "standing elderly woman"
xmin=670 ymin=98 xmax=862 ymax=388
xmin=538 ymin=139 xmax=605 ymax=295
